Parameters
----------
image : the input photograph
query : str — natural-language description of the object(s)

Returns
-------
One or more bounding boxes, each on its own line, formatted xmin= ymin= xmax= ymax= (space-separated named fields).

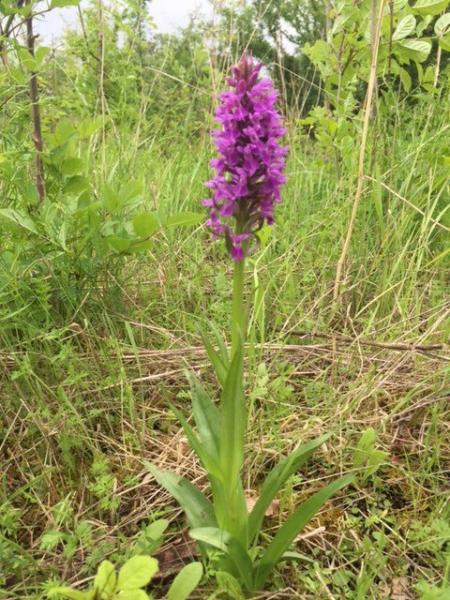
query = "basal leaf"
xmin=94 ymin=560 xmax=116 ymax=595
xmin=248 ymin=433 xmax=331 ymax=543
xmin=171 ymin=404 xmax=221 ymax=477
xmin=117 ymin=555 xmax=158 ymax=590
xmin=187 ymin=372 xmax=220 ymax=457
xmin=167 ymin=562 xmax=203 ymax=600
xmin=255 ymin=474 xmax=354 ymax=589
xmin=145 ymin=463 xmax=216 ymax=529
xmin=200 ymin=332 xmax=228 ymax=387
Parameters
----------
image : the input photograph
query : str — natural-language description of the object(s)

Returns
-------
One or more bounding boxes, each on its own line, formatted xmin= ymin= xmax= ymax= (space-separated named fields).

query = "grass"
xmin=1 ymin=88 xmax=449 ymax=599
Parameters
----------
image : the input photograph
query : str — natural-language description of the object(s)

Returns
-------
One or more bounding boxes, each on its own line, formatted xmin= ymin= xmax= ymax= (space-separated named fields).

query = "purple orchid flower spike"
xmin=203 ymin=52 xmax=288 ymax=261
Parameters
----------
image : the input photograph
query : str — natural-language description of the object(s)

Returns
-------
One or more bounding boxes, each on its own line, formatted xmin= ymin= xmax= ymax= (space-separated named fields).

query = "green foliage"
xmin=353 ymin=428 xmax=389 ymax=484
xmin=149 ymin=337 xmax=354 ymax=594
xmin=48 ymin=554 xmax=202 ymax=600
xmin=1 ymin=1 xmax=449 ymax=598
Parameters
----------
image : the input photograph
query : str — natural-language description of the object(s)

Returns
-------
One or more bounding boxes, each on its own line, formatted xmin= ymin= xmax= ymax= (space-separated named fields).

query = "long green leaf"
xmin=145 ymin=463 xmax=216 ymax=529
xmin=167 ymin=562 xmax=203 ymax=600
xmin=190 ymin=526 xmax=230 ymax=552
xmin=171 ymin=405 xmax=221 ymax=478
xmin=255 ymin=474 xmax=354 ymax=589
xmin=200 ymin=331 xmax=228 ymax=387
xmin=248 ymin=434 xmax=331 ymax=543
xmin=187 ymin=373 xmax=220 ymax=457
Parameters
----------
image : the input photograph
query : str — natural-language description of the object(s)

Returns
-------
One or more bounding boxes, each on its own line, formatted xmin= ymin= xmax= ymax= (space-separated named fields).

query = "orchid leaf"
xmin=255 ymin=474 xmax=354 ymax=589
xmin=171 ymin=405 xmax=221 ymax=477
xmin=200 ymin=331 xmax=228 ymax=387
xmin=187 ymin=373 xmax=220 ymax=457
xmin=145 ymin=463 xmax=216 ymax=529
xmin=190 ymin=528 xmax=254 ymax=592
xmin=248 ymin=433 xmax=331 ymax=543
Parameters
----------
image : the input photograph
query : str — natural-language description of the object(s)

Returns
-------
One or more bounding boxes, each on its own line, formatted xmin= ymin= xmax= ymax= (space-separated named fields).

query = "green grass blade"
xmin=145 ymin=463 xmax=216 ymax=529
xmin=255 ymin=474 xmax=354 ymax=589
xmin=248 ymin=433 xmax=331 ymax=543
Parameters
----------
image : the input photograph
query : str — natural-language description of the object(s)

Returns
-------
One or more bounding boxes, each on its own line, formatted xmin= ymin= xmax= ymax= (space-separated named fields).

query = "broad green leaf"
xmin=399 ymin=67 xmax=412 ymax=92
xmin=117 ymin=556 xmax=158 ymax=590
xmin=54 ymin=121 xmax=77 ymax=146
xmin=353 ymin=428 xmax=377 ymax=468
xmin=412 ymin=0 xmax=449 ymax=16
xmin=17 ymin=47 xmax=36 ymax=71
xmin=47 ymin=588 xmax=90 ymax=600
xmin=145 ymin=463 xmax=216 ymax=529
xmin=248 ymin=434 xmax=331 ymax=542
xmin=120 ymin=180 xmax=143 ymax=203
xmin=61 ymin=158 xmax=84 ymax=176
xmin=129 ymin=239 xmax=153 ymax=253
xmin=384 ymin=0 xmax=408 ymax=14
xmin=219 ymin=341 xmax=245 ymax=485
xmin=35 ymin=47 xmax=51 ymax=68
xmin=94 ymin=560 xmax=116 ymax=596
xmin=435 ymin=13 xmax=450 ymax=35
xmin=64 ymin=176 xmax=89 ymax=196
xmin=0 ymin=208 xmax=38 ymax=235
xmin=166 ymin=212 xmax=203 ymax=227
xmin=393 ymin=14 xmax=416 ymax=40
xmin=134 ymin=519 xmax=168 ymax=554
xmin=439 ymin=32 xmax=450 ymax=50
xmin=132 ymin=213 xmax=159 ymax=238
xmin=187 ymin=372 xmax=220 ymax=457
xmin=167 ymin=562 xmax=203 ymax=600
xmin=78 ymin=117 xmax=102 ymax=138
xmin=8 ymin=66 xmax=27 ymax=85
xmin=107 ymin=236 xmax=131 ymax=253
xmin=103 ymin=184 xmax=121 ymax=212
xmin=190 ymin=526 xmax=230 ymax=552
xmin=117 ymin=591 xmax=149 ymax=600
xmin=215 ymin=571 xmax=245 ymax=600
xmin=255 ymin=474 xmax=354 ymax=589
xmin=142 ymin=519 xmax=169 ymax=541
xmin=397 ymin=39 xmax=432 ymax=62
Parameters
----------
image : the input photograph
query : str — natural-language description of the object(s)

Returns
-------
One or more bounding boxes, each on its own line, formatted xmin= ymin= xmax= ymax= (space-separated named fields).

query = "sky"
xmin=36 ymin=0 xmax=214 ymax=43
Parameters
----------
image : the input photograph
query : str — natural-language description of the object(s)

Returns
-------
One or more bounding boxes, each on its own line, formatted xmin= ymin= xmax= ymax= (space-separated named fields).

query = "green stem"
xmin=231 ymin=258 xmax=246 ymax=355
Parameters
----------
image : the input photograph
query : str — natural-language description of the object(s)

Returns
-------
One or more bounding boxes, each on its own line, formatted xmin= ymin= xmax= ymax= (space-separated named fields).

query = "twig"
xmin=333 ymin=0 xmax=386 ymax=303
xmin=26 ymin=5 xmax=45 ymax=203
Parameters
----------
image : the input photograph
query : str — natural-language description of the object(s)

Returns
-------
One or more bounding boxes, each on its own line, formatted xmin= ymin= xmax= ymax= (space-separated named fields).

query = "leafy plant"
xmin=48 ymin=555 xmax=203 ymax=600
xmin=147 ymin=54 xmax=354 ymax=595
